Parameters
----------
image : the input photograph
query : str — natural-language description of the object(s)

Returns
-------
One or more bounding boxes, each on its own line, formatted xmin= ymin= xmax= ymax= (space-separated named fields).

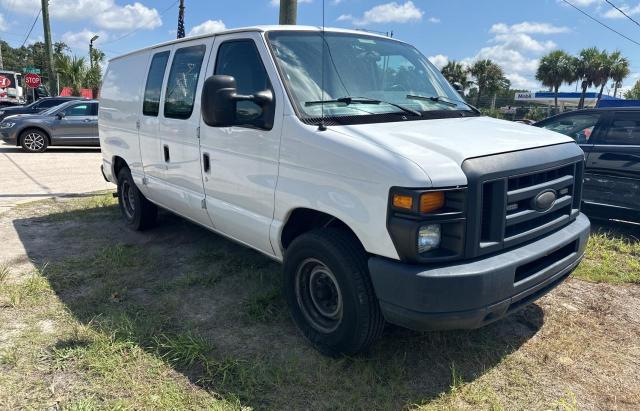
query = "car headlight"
xmin=0 ymin=122 xmax=15 ymax=129
xmin=387 ymin=187 xmax=467 ymax=262
xmin=418 ymin=224 xmax=441 ymax=253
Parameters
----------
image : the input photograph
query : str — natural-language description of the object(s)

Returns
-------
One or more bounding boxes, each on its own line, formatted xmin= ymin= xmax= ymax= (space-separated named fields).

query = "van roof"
xmin=108 ymin=25 xmax=402 ymax=61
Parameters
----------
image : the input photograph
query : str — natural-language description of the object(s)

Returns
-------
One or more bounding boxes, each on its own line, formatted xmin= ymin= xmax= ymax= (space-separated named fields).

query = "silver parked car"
xmin=0 ymin=100 xmax=99 ymax=152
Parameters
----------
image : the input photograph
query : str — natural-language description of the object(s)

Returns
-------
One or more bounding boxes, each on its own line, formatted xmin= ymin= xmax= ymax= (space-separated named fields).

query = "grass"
xmin=573 ymin=231 xmax=640 ymax=284
xmin=1 ymin=193 xmax=639 ymax=409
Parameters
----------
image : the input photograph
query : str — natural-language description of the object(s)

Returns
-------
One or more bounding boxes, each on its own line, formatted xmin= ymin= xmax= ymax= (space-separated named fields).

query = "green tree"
xmin=625 ymin=80 xmax=640 ymax=100
xmin=535 ymin=50 xmax=573 ymax=111
xmin=609 ymin=51 xmax=630 ymax=99
xmin=56 ymin=55 xmax=88 ymax=96
xmin=573 ymin=47 xmax=603 ymax=109
xmin=469 ymin=59 xmax=509 ymax=108
xmin=84 ymin=47 xmax=105 ymax=98
xmin=440 ymin=61 xmax=471 ymax=95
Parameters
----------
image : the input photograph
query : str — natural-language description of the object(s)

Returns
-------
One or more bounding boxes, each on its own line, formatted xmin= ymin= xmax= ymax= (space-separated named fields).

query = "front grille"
xmin=462 ymin=144 xmax=585 ymax=258
xmin=479 ymin=162 xmax=582 ymax=252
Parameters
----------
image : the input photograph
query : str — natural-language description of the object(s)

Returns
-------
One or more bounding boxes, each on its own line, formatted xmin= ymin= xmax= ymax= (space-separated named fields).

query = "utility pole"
xmin=0 ymin=42 xmax=3 ymax=70
xmin=41 ymin=0 xmax=56 ymax=95
xmin=279 ymin=0 xmax=297 ymax=25
xmin=89 ymin=35 xmax=99 ymax=69
xmin=177 ymin=0 xmax=185 ymax=39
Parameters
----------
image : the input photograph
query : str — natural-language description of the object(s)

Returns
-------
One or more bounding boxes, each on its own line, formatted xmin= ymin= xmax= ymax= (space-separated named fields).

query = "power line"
xmin=102 ymin=0 xmax=179 ymax=45
xmin=561 ymin=0 xmax=640 ymax=47
xmin=20 ymin=8 xmax=42 ymax=48
xmin=605 ymin=0 xmax=640 ymax=28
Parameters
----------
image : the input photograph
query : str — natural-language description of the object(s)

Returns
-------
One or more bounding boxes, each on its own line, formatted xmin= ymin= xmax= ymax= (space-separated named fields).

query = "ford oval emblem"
xmin=532 ymin=189 xmax=557 ymax=212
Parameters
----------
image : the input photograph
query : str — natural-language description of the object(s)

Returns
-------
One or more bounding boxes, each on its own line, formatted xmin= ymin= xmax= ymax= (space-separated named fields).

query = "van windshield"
xmin=267 ymin=31 xmax=473 ymax=124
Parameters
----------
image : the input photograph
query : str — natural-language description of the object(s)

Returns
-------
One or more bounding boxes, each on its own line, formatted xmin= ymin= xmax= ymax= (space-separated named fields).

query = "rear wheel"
xmin=20 ymin=129 xmax=49 ymax=153
xmin=283 ymin=229 xmax=385 ymax=356
xmin=117 ymin=167 xmax=157 ymax=230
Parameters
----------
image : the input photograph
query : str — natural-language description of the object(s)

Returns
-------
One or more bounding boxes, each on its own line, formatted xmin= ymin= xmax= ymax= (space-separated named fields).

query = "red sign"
xmin=0 ymin=75 xmax=11 ymax=88
xmin=25 ymin=73 xmax=41 ymax=89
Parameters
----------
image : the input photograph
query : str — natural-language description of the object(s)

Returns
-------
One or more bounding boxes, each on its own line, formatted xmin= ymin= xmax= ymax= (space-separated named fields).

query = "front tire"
xmin=20 ymin=129 xmax=49 ymax=152
xmin=283 ymin=229 xmax=385 ymax=356
xmin=117 ymin=167 xmax=157 ymax=230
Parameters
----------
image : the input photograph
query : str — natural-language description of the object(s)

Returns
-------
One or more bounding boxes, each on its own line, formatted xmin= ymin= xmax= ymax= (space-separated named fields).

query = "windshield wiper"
xmin=305 ymin=96 xmax=422 ymax=117
xmin=406 ymin=94 xmax=480 ymax=114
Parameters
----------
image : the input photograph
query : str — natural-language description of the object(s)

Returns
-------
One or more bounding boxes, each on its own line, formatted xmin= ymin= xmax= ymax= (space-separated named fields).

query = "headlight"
xmin=0 ymin=122 xmax=15 ymax=129
xmin=388 ymin=187 xmax=467 ymax=262
xmin=418 ymin=224 xmax=441 ymax=253
xmin=0 ymin=110 xmax=5 ymax=115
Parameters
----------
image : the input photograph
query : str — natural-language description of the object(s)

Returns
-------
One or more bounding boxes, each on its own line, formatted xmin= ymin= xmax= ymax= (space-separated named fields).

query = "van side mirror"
xmin=201 ymin=74 xmax=274 ymax=128
xmin=56 ymin=112 xmax=65 ymax=120
xmin=452 ymin=83 xmax=464 ymax=94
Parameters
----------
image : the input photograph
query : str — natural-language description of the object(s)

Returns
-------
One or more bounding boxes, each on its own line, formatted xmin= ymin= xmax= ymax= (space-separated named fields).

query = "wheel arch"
xmin=18 ymin=126 xmax=51 ymax=146
xmin=280 ymin=208 xmax=364 ymax=252
xmin=111 ymin=156 xmax=129 ymax=184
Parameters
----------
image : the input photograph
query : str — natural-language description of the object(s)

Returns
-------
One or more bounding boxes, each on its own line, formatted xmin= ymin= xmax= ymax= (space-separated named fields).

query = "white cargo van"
xmin=99 ymin=26 xmax=590 ymax=356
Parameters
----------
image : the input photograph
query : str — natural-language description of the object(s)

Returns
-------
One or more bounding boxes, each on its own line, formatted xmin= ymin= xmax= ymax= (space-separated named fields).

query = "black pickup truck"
xmin=535 ymin=107 xmax=640 ymax=223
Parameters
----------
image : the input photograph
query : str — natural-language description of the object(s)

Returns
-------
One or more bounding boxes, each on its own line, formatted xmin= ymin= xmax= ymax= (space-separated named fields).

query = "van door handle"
xmin=203 ymin=153 xmax=210 ymax=173
xmin=163 ymin=145 xmax=170 ymax=162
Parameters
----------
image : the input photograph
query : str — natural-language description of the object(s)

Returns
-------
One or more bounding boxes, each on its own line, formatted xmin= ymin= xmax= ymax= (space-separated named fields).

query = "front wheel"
xmin=283 ymin=229 xmax=385 ymax=356
xmin=117 ymin=167 xmax=157 ymax=230
xmin=20 ymin=129 xmax=49 ymax=152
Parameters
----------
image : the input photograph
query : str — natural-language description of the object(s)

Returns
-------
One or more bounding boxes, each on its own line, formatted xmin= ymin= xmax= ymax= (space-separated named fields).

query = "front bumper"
xmin=368 ymin=213 xmax=590 ymax=331
xmin=0 ymin=130 xmax=17 ymax=144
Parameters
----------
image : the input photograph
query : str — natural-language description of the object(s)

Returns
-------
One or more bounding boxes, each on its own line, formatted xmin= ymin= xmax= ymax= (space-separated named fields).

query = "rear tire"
xmin=20 ymin=129 xmax=49 ymax=153
xmin=283 ymin=228 xmax=385 ymax=356
xmin=117 ymin=167 xmax=157 ymax=230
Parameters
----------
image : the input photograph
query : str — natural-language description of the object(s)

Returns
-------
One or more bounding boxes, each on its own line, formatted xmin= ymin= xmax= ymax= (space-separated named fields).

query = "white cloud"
xmin=97 ymin=2 xmax=161 ymax=30
xmin=61 ymin=29 xmax=108 ymax=49
xmin=0 ymin=13 xmax=7 ymax=31
xmin=339 ymin=1 xmax=423 ymax=25
xmin=490 ymin=22 xmax=570 ymax=35
xmin=187 ymin=20 xmax=226 ymax=37
xmin=562 ymin=0 xmax=599 ymax=6
xmin=459 ymin=20 xmax=571 ymax=90
xmin=428 ymin=17 xmax=441 ymax=23
xmin=491 ymin=33 xmax=557 ymax=53
xmin=603 ymin=3 xmax=640 ymax=18
xmin=0 ymin=0 xmax=161 ymax=31
xmin=428 ymin=54 xmax=449 ymax=70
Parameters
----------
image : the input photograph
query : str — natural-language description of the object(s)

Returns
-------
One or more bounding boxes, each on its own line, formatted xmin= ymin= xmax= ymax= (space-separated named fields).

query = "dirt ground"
xmin=0 ymin=194 xmax=639 ymax=410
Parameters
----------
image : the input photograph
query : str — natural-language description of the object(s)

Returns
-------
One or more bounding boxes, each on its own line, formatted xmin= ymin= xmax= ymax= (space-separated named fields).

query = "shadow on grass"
xmin=13 ymin=202 xmax=544 ymax=409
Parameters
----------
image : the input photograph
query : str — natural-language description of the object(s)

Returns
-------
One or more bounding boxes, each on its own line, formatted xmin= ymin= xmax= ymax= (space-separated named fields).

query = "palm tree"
xmin=440 ymin=61 xmax=471 ymax=94
xmin=469 ymin=59 xmax=508 ymax=108
xmin=574 ymin=47 xmax=602 ymax=109
xmin=536 ymin=50 xmax=573 ymax=111
xmin=56 ymin=55 xmax=88 ymax=96
xmin=594 ymin=50 xmax=613 ymax=103
xmin=609 ymin=51 xmax=630 ymax=99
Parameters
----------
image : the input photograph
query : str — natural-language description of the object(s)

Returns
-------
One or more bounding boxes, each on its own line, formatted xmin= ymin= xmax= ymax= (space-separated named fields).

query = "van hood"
xmin=334 ymin=116 xmax=575 ymax=187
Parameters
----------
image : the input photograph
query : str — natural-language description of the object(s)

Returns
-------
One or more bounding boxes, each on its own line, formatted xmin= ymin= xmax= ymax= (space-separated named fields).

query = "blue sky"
xmin=1 ymin=0 xmax=639 ymax=94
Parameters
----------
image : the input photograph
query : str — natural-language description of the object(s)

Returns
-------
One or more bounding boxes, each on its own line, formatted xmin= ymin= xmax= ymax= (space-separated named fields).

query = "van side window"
xmin=214 ymin=40 xmax=273 ymax=129
xmin=600 ymin=113 xmax=640 ymax=146
xmin=164 ymin=45 xmax=206 ymax=120
xmin=143 ymin=51 xmax=170 ymax=116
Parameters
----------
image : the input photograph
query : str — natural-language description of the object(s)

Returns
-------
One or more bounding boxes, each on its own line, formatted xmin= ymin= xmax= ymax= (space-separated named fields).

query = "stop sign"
xmin=25 ymin=73 xmax=41 ymax=89
xmin=0 ymin=75 xmax=11 ymax=88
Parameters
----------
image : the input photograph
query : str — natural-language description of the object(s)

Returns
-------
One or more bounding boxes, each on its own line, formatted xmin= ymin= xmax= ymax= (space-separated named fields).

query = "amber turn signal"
xmin=420 ymin=191 xmax=445 ymax=213
xmin=392 ymin=194 xmax=413 ymax=210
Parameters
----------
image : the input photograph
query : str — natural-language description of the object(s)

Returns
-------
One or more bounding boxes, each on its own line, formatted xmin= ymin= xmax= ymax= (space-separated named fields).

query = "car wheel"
xmin=20 ymin=129 xmax=49 ymax=153
xmin=117 ymin=167 xmax=158 ymax=230
xmin=283 ymin=228 xmax=385 ymax=356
